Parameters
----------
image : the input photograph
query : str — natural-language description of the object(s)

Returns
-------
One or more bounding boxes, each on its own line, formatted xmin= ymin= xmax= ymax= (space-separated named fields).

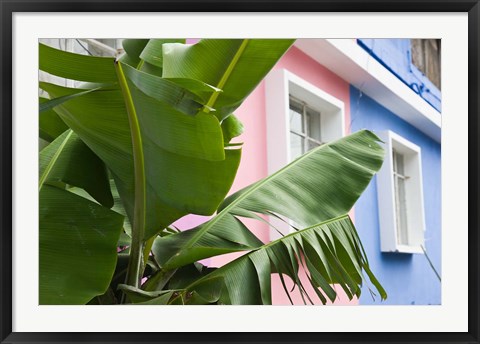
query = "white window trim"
xmin=376 ymin=130 xmax=426 ymax=254
xmin=265 ymin=68 xmax=345 ymax=175
xmin=265 ymin=68 xmax=345 ymax=238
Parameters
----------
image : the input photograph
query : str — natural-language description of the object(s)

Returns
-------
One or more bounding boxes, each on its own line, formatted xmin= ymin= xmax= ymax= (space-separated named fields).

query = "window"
xmin=265 ymin=69 xmax=344 ymax=172
xmin=376 ymin=131 xmax=426 ymax=254
xmin=289 ymin=95 xmax=324 ymax=160
xmin=265 ymin=69 xmax=345 ymax=237
xmin=411 ymin=39 xmax=441 ymax=90
xmin=356 ymin=38 xmax=441 ymax=112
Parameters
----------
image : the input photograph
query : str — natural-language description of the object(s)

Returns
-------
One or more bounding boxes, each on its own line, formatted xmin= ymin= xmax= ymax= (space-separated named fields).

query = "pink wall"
xmin=175 ymin=42 xmax=357 ymax=305
xmin=275 ymin=45 xmax=351 ymax=124
xmin=213 ymin=45 xmax=356 ymax=305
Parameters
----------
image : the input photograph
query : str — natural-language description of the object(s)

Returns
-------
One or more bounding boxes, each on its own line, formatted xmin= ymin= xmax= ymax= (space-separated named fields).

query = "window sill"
xmin=384 ymin=245 xmax=424 ymax=254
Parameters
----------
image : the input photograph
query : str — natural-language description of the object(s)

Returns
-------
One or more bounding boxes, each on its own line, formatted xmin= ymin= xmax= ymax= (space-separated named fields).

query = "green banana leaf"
xmin=124 ymin=39 xmax=253 ymax=144
xmin=66 ymin=182 xmax=133 ymax=246
xmin=117 ymin=284 xmax=176 ymax=304
xmin=119 ymin=39 xmax=150 ymax=67
xmin=221 ymin=114 xmax=244 ymax=144
xmin=39 ymin=129 xmax=113 ymax=207
xmin=39 ymin=97 xmax=68 ymax=142
xmin=117 ymin=262 xmax=220 ymax=305
xmin=38 ymin=80 xmax=240 ymax=239
xmin=135 ymin=292 xmax=175 ymax=305
xmin=39 ymin=43 xmax=117 ymax=82
xmin=40 ymin=185 xmax=124 ymax=304
xmin=39 ymin=39 xmax=293 ymax=239
xmin=161 ymin=39 xmax=295 ymax=120
xmin=184 ymin=215 xmax=387 ymax=305
xmin=39 ymin=131 xmax=123 ymax=304
xmin=140 ymin=39 xmax=186 ymax=70
xmin=120 ymin=39 xmax=186 ymax=76
xmin=109 ymin=180 xmax=132 ymax=237
xmin=40 ymin=87 xmax=103 ymax=113
xmin=152 ymin=130 xmax=385 ymax=269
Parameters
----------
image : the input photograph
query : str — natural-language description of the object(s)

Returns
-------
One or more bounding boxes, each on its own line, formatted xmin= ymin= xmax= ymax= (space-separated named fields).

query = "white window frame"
xmin=376 ymin=130 xmax=426 ymax=254
xmin=265 ymin=69 xmax=345 ymax=238
xmin=265 ymin=68 xmax=345 ymax=174
xmin=288 ymin=95 xmax=325 ymax=160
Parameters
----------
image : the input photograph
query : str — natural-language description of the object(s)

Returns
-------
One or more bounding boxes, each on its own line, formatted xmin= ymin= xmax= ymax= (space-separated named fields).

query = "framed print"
xmin=1 ymin=1 xmax=479 ymax=343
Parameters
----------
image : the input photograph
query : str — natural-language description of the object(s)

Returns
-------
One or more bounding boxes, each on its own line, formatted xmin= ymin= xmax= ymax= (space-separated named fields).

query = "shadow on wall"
xmin=380 ymin=252 xmax=413 ymax=264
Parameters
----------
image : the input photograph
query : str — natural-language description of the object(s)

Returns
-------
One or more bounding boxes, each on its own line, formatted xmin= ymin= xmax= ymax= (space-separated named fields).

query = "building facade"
xmin=226 ymin=39 xmax=442 ymax=305
xmin=41 ymin=38 xmax=442 ymax=305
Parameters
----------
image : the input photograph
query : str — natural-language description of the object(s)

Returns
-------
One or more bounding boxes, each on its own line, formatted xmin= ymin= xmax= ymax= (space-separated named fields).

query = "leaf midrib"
xmin=175 ymin=139 xmax=340 ymax=260
xmin=115 ymin=60 xmax=147 ymax=288
xmin=186 ymin=214 xmax=350 ymax=289
xmin=203 ymin=39 xmax=250 ymax=113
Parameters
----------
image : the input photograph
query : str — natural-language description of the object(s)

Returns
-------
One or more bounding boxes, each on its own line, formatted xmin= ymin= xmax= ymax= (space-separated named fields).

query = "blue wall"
xmin=350 ymin=86 xmax=441 ymax=305
xmin=357 ymin=39 xmax=441 ymax=112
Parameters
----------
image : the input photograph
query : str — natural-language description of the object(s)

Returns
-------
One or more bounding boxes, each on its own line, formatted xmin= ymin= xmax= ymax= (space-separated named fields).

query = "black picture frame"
xmin=1 ymin=1 xmax=479 ymax=343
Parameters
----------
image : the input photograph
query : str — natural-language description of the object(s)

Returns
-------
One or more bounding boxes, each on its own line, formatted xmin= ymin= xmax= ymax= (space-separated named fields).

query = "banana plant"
xmin=39 ymin=38 xmax=386 ymax=305
xmin=39 ymin=130 xmax=124 ymax=304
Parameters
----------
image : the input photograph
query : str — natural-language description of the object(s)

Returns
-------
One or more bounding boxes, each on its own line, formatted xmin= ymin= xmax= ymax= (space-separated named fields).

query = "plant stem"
xmin=115 ymin=60 xmax=147 ymax=294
